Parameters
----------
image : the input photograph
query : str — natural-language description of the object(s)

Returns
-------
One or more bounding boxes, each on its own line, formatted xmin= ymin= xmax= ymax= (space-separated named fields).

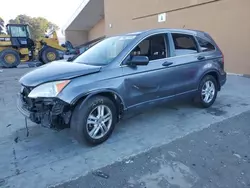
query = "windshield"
xmin=73 ymin=35 xmax=136 ymax=65
xmin=9 ymin=26 xmax=28 ymax=37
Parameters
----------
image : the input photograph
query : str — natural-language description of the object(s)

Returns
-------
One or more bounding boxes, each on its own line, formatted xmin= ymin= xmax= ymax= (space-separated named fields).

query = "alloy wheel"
xmin=201 ymin=80 xmax=215 ymax=103
xmin=86 ymin=105 xmax=113 ymax=139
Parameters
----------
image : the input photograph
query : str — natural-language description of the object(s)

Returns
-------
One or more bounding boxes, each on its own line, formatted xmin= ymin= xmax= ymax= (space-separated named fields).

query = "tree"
xmin=9 ymin=14 xmax=58 ymax=40
xmin=0 ymin=16 xmax=4 ymax=34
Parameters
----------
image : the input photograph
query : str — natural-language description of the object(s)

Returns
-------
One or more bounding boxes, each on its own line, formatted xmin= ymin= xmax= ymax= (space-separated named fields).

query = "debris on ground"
xmin=125 ymin=159 xmax=134 ymax=164
xmin=6 ymin=123 xmax=11 ymax=127
xmin=0 ymin=179 xmax=5 ymax=186
xmin=22 ymin=156 xmax=28 ymax=160
xmin=50 ymin=168 xmax=55 ymax=172
xmin=25 ymin=118 xmax=29 ymax=137
xmin=168 ymin=151 xmax=177 ymax=158
xmin=92 ymin=170 xmax=109 ymax=179
xmin=233 ymin=153 xmax=241 ymax=159
xmin=14 ymin=137 xmax=19 ymax=143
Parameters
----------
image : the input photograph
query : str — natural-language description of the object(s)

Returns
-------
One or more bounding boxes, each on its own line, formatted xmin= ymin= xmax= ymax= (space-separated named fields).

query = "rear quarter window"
xmin=196 ymin=37 xmax=215 ymax=52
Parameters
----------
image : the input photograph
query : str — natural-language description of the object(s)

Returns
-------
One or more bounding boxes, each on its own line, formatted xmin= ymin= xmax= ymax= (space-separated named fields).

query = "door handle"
xmin=162 ymin=61 xmax=173 ymax=66
xmin=197 ymin=56 xmax=206 ymax=60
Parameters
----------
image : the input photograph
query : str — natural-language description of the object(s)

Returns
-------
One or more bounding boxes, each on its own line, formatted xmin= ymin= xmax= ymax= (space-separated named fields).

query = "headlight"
xmin=28 ymin=80 xmax=70 ymax=98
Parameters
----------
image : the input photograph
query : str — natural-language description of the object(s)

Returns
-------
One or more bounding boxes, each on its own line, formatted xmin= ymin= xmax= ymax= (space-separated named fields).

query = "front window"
xmin=130 ymin=34 xmax=168 ymax=61
xmin=73 ymin=35 xmax=136 ymax=65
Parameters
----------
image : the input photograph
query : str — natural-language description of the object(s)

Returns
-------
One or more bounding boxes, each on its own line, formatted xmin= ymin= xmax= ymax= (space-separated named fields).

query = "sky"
xmin=1 ymin=0 xmax=83 ymax=37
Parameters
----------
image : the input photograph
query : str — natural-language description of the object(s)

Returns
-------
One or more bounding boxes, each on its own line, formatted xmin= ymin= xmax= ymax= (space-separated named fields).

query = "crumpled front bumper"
xmin=16 ymin=92 xmax=71 ymax=128
xmin=17 ymin=93 xmax=40 ymax=123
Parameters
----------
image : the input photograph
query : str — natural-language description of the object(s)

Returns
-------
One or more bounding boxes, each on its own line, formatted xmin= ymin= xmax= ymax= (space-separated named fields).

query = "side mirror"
xmin=127 ymin=56 xmax=149 ymax=66
xmin=61 ymin=44 xmax=66 ymax=48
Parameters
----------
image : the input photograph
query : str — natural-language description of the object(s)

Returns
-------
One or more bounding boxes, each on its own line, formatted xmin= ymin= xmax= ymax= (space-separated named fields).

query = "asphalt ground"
xmin=0 ymin=66 xmax=249 ymax=188
xmin=56 ymin=110 xmax=250 ymax=188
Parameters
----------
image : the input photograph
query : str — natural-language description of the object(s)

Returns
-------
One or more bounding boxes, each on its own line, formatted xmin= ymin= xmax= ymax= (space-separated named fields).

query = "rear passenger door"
xmin=196 ymin=36 xmax=221 ymax=67
xmin=167 ymin=33 xmax=204 ymax=94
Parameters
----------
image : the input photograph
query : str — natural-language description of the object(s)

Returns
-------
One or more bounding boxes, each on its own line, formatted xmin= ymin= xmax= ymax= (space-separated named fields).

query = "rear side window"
xmin=172 ymin=33 xmax=198 ymax=56
xmin=197 ymin=37 xmax=215 ymax=52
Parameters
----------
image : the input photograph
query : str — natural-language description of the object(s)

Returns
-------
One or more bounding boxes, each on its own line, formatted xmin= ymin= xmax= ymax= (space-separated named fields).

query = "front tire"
xmin=0 ymin=49 xmax=20 ymax=68
xmin=196 ymin=75 xmax=218 ymax=108
xmin=70 ymin=96 xmax=117 ymax=145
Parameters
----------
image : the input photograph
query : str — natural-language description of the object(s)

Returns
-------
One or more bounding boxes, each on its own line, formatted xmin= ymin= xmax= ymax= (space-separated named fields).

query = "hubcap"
xmin=86 ymin=105 xmax=112 ymax=139
xmin=47 ymin=52 xmax=56 ymax=61
xmin=202 ymin=80 xmax=215 ymax=103
xmin=4 ymin=54 xmax=16 ymax=64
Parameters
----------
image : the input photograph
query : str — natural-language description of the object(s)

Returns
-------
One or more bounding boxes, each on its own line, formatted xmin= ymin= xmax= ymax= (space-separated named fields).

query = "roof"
xmin=123 ymin=28 xmax=200 ymax=37
xmin=6 ymin=24 xmax=29 ymax=27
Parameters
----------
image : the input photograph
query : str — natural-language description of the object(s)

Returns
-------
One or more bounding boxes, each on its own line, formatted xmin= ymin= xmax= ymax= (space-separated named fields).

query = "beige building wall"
xmin=65 ymin=30 xmax=88 ymax=46
xmin=88 ymin=19 xmax=105 ymax=41
xmin=104 ymin=0 xmax=250 ymax=74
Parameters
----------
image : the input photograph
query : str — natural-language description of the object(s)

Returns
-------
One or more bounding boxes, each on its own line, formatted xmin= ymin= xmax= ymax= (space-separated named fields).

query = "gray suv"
xmin=17 ymin=29 xmax=227 ymax=145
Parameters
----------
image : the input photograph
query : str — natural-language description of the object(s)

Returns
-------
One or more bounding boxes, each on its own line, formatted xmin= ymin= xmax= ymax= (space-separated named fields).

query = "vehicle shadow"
xmin=11 ymin=98 xmax=228 ymax=151
xmin=10 ymin=101 xmax=192 ymax=151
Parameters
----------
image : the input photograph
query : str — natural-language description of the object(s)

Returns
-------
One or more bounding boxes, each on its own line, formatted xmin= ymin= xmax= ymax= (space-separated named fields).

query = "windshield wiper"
xmin=67 ymin=54 xmax=80 ymax=62
xmin=75 ymin=62 xmax=107 ymax=66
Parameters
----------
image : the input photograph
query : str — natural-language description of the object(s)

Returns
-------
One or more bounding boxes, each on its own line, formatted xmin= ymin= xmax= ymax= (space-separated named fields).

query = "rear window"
xmin=197 ymin=37 xmax=215 ymax=52
xmin=172 ymin=33 xmax=198 ymax=56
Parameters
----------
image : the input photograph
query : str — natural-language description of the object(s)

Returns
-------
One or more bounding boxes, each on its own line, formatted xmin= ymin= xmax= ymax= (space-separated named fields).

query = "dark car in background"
xmin=78 ymin=36 xmax=105 ymax=54
xmin=17 ymin=28 xmax=226 ymax=145
xmin=64 ymin=36 xmax=105 ymax=56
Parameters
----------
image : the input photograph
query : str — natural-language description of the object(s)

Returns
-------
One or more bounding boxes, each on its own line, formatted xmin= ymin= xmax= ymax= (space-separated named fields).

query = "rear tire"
xmin=0 ymin=49 xmax=20 ymax=68
xmin=41 ymin=47 xmax=59 ymax=64
xmin=195 ymin=75 xmax=218 ymax=108
xmin=70 ymin=96 xmax=117 ymax=145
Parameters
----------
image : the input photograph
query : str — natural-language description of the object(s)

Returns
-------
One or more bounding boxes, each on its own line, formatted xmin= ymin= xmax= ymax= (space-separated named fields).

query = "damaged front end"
xmin=17 ymin=86 xmax=72 ymax=129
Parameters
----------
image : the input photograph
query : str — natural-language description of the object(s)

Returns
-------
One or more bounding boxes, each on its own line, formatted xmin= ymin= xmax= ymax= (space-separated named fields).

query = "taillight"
xmin=217 ymin=45 xmax=224 ymax=64
xmin=220 ymin=51 xmax=224 ymax=69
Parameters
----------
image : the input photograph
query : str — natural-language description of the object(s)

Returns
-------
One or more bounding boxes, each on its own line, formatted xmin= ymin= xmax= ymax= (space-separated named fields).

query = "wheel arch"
xmin=199 ymin=70 xmax=221 ymax=91
xmin=72 ymin=89 xmax=126 ymax=121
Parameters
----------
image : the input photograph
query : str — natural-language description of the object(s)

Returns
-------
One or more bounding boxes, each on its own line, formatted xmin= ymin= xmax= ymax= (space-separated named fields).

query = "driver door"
xmin=122 ymin=33 xmax=177 ymax=109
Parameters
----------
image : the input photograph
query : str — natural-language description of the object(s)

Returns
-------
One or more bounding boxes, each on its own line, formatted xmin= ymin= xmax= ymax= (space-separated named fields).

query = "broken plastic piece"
xmin=92 ymin=170 xmax=109 ymax=179
xmin=25 ymin=117 xmax=29 ymax=137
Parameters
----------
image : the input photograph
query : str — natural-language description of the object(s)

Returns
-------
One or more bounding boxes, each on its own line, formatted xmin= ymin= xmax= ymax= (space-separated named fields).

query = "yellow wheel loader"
xmin=0 ymin=24 xmax=66 ymax=68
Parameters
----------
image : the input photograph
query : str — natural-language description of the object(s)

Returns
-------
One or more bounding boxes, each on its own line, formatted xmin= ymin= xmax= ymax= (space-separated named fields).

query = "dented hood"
xmin=19 ymin=61 xmax=102 ymax=87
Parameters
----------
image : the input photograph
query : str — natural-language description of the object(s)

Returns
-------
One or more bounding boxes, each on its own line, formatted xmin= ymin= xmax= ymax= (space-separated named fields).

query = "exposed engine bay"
xmin=18 ymin=86 xmax=71 ymax=129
